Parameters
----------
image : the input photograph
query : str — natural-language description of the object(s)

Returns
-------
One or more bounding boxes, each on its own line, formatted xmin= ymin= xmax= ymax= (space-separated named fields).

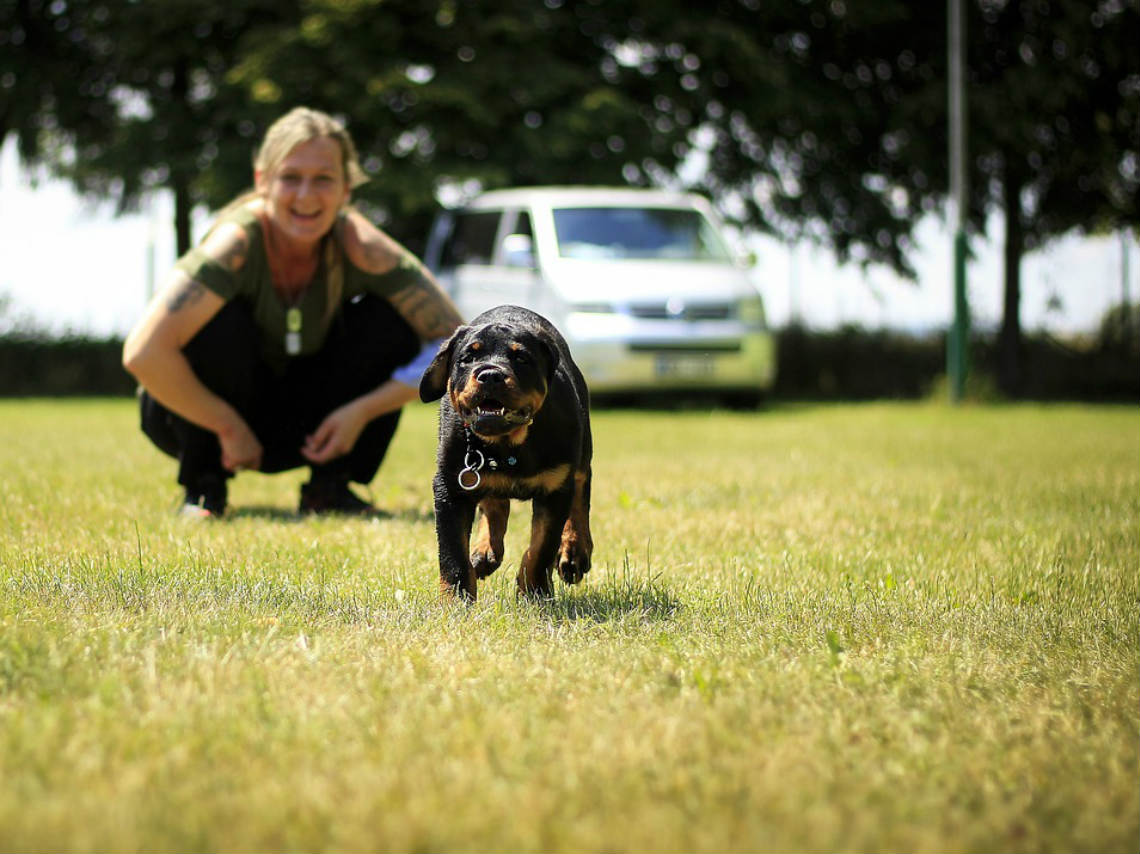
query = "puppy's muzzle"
xmin=464 ymin=364 xmax=534 ymax=433
xmin=475 ymin=365 xmax=507 ymax=388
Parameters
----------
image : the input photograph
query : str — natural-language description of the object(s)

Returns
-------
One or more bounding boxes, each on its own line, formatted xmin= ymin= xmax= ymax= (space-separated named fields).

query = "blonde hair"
xmin=254 ymin=106 xmax=369 ymax=190
xmin=217 ymin=107 xmax=370 ymax=322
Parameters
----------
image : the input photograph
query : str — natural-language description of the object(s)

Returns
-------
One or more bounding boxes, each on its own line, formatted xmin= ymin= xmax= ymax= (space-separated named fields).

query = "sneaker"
xmin=179 ymin=474 xmax=227 ymax=519
xmin=298 ymin=478 xmax=375 ymax=516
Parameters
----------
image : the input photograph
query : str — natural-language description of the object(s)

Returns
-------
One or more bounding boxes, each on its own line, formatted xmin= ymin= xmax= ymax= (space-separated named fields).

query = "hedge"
xmin=0 ymin=328 xmax=1135 ymax=402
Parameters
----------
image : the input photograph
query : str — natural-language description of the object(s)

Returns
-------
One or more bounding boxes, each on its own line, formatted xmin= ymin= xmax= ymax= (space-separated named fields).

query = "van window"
xmin=440 ymin=211 xmax=501 ymax=267
xmin=498 ymin=210 xmax=535 ymax=268
xmin=552 ymin=207 xmax=731 ymax=262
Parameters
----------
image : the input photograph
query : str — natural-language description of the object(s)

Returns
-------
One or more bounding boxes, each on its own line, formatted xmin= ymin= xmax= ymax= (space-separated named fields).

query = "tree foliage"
xmin=2 ymin=0 xmax=1137 ymax=389
xmin=2 ymin=0 xmax=294 ymax=252
xmin=218 ymin=0 xmax=705 ymax=247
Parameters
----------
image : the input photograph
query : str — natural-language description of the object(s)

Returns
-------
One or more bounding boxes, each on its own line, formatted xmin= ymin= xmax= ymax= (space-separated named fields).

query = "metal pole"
xmin=1123 ymin=230 xmax=1132 ymax=351
xmin=146 ymin=197 xmax=157 ymax=303
xmin=948 ymin=0 xmax=969 ymax=403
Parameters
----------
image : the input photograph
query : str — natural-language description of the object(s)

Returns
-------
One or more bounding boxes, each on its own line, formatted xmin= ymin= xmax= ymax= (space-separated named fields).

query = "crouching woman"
xmin=123 ymin=107 xmax=461 ymax=518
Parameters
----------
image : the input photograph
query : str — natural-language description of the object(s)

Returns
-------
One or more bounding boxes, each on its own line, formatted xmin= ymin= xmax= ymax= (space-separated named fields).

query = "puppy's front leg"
xmin=472 ymin=497 xmax=510 ymax=578
xmin=518 ymin=488 xmax=573 ymax=598
xmin=433 ymin=474 xmax=478 ymax=601
xmin=558 ymin=466 xmax=594 ymax=584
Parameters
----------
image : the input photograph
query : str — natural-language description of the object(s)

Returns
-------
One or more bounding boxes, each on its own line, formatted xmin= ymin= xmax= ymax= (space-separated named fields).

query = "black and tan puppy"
xmin=419 ymin=305 xmax=593 ymax=601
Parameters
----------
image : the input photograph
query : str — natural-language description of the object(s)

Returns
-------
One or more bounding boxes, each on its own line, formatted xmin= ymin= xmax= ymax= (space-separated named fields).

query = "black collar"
xmin=457 ymin=427 xmax=520 ymax=491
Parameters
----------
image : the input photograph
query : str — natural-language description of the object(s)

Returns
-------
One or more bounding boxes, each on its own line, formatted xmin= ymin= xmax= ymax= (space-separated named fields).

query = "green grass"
xmin=0 ymin=398 xmax=1136 ymax=853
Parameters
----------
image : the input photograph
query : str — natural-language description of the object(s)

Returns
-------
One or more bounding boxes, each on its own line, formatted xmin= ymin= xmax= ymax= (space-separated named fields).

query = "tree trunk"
xmin=999 ymin=168 xmax=1024 ymax=397
xmin=171 ymin=58 xmax=193 ymax=257
xmin=174 ymin=176 xmax=192 ymax=256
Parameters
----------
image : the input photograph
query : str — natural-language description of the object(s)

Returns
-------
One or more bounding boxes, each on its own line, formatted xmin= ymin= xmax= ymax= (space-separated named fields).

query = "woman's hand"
xmin=301 ymin=399 xmax=369 ymax=464
xmin=301 ymin=380 xmax=420 ymax=464
xmin=219 ymin=418 xmax=264 ymax=472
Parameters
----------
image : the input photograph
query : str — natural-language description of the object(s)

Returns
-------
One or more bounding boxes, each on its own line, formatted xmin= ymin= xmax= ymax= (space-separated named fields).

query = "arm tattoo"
xmin=391 ymin=278 xmax=463 ymax=340
xmin=217 ymin=242 xmax=247 ymax=272
xmin=166 ymin=280 xmax=207 ymax=313
xmin=362 ymin=240 xmax=389 ymax=271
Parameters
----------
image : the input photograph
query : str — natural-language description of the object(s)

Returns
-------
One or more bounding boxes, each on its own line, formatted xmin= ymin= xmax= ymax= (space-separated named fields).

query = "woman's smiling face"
xmin=257 ymin=135 xmax=350 ymax=246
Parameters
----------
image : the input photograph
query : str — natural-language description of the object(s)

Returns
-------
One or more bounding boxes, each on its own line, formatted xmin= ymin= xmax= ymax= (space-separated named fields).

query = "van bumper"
xmin=563 ymin=314 xmax=777 ymax=394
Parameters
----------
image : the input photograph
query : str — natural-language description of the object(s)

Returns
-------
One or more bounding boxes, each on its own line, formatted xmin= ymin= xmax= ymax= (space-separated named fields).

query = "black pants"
xmin=140 ymin=295 xmax=420 ymax=489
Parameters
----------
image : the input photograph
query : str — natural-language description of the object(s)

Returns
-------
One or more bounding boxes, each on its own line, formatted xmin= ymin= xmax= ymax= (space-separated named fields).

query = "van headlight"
xmin=738 ymin=297 xmax=767 ymax=328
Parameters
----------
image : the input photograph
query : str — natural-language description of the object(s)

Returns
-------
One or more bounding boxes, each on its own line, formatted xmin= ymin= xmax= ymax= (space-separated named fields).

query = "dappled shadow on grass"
xmin=226 ymin=505 xmax=313 ymax=523
xmin=224 ymin=505 xmax=433 ymax=524
xmin=530 ymin=572 xmax=681 ymax=624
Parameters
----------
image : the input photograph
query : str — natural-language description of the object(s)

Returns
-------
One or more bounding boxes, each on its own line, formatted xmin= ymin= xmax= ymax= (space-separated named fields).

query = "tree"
xmin=656 ymin=0 xmax=1138 ymax=394
xmin=4 ymin=0 xmax=1136 ymax=391
xmin=0 ymin=0 xmax=120 ymax=169
xmin=219 ymin=0 xmax=697 ymax=248
xmin=3 ymin=0 xmax=699 ymax=254
xmin=967 ymin=0 xmax=1139 ymax=392
xmin=1 ymin=0 xmax=294 ymax=255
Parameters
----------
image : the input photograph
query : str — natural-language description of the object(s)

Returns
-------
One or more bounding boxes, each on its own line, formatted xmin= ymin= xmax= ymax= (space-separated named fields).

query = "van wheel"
xmin=722 ymin=391 xmax=766 ymax=410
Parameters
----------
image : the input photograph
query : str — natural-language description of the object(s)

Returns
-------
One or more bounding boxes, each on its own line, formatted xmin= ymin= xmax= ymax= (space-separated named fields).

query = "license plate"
xmin=654 ymin=353 xmax=716 ymax=379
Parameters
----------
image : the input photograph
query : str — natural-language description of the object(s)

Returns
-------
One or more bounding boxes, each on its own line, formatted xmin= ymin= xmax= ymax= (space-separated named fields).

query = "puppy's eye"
xmin=510 ymin=350 xmax=531 ymax=365
xmin=457 ymin=350 xmax=477 ymax=365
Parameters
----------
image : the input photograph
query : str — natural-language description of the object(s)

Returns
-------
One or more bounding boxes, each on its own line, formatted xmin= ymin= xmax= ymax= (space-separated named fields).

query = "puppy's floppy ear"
xmin=536 ymin=333 xmax=560 ymax=390
xmin=419 ymin=326 xmax=468 ymax=402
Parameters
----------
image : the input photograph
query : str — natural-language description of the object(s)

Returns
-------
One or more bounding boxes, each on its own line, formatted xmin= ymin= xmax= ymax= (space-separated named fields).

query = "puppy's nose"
xmin=475 ymin=366 xmax=506 ymax=386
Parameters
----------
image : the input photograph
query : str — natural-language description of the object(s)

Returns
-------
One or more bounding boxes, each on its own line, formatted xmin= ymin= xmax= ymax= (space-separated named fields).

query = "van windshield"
xmin=552 ymin=207 xmax=732 ymax=261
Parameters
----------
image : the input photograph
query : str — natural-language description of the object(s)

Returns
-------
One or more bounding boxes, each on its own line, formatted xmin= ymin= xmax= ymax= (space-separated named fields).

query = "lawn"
xmin=0 ymin=398 xmax=1136 ymax=852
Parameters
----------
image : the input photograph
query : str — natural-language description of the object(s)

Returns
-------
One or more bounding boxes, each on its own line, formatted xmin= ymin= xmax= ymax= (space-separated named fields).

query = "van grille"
xmin=628 ymin=341 xmax=742 ymax=353
xmin=629 ymin=303 xmax=735 ymax=321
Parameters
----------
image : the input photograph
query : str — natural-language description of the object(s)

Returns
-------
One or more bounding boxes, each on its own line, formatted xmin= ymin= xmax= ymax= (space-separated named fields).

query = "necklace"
xmin=260 ymin=212 xmax=318 ymax=356
xmin=284 ymin=303 xmax=303 ymax=355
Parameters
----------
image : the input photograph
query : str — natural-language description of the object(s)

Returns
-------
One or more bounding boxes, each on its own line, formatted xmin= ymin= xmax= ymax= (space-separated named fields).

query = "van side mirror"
xmin=501 ymin=234 xmax=536 ymax=269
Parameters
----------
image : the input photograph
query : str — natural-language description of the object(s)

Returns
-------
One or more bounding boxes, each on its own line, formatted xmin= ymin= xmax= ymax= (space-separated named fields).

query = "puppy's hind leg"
xmin=558 ymin=467 xmax=593 ymax=584
xmin=471 ymin=497 xmax=509 ymax=578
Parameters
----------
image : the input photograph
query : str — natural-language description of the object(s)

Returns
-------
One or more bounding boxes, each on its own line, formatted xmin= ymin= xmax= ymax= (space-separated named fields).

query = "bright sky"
xmin=0 ymin=135 xmax=1132 ymax=338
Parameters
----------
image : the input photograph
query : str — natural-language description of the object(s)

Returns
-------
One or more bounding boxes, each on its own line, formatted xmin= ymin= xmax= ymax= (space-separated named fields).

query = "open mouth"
xmin=288 ymin=209 xmax=326 ymax=228
xmin=476 ymin=399 xmax=508 ymax=418
xmin=466 ymin=397 xmax=534 ymax=432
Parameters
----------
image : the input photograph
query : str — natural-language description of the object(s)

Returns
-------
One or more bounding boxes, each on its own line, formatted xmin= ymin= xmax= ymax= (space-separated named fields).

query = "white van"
xmin=424 ymin=186 xmax=776 ymax=403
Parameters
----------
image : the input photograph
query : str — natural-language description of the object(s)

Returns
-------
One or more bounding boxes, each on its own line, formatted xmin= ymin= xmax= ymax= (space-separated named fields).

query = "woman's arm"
xmin=122 ymin=223 xmax=263 ymax=471
xmin=341 ymin=208 xmax=463 ymax=340
xmin=298 ymin=211 xmax=463 ymax=465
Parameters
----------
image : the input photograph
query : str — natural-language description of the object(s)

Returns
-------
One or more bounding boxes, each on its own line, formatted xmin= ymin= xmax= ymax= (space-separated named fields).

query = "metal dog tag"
xmin=458 ymin=449 xmax=485 ymax=491
xmin=285 ymin=307 xmax=302 ymax=355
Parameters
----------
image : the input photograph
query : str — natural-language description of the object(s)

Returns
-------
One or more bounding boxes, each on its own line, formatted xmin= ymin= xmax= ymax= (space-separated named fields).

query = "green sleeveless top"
xmin=174 ymin=206 xmax=428 ymax=370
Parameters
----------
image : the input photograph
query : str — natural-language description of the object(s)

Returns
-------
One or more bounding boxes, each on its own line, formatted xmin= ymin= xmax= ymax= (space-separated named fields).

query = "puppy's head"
xmin=420 ymin=322 xmax=559 ymax=439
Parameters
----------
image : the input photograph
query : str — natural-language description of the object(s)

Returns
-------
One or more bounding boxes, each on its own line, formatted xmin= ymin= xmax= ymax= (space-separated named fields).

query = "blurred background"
xmin=1 ymin=0 xmax=1137 ymax=401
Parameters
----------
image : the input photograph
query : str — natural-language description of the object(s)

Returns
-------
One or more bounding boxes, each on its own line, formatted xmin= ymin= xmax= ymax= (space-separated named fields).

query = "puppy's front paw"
xmin=470 ymin=545 xmax=502 ymax=579
xmin=558 ymin=514 xmax=593 ymax=585
xmin=557 ymin=543 xmax=591 ymax=585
